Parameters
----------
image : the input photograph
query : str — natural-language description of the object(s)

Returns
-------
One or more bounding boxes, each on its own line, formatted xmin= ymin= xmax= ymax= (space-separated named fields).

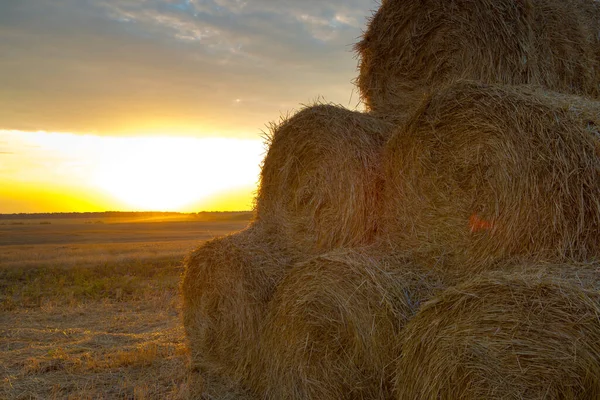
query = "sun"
xmin=92 ymin=136 xmax=263 ymax=211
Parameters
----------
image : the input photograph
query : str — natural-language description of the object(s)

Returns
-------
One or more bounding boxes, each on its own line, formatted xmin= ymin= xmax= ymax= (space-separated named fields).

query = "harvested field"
xmin=0 ymin=257 xmax=188 ymax=400
xmin=0 ymin=212 xmax=251 ymax=246
xmin=0 ymin=214 xmax=249 ymax=399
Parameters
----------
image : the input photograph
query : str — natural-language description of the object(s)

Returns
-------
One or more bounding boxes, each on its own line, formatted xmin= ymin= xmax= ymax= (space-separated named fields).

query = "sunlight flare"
xmin=0 ymin=130 xmax=264 ymax=212
xmin=92 ymin=137 xmax=263 ymax=210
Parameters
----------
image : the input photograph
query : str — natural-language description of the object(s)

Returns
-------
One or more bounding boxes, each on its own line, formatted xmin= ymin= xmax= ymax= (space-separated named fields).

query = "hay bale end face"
xmin=181 ymin=224 xmax=301 ymax=396
xmin=253 ymin=249 xmax=447 ymax=400
xmin=384 ymin=81 xmax=600 ymax=269
xmin=256 ymin=104 xmax=395 ymax=253
xmin=396 ymin=265 xmax=600 ymax=399
xmin=357 ymin=0 xmax=600 ymax=119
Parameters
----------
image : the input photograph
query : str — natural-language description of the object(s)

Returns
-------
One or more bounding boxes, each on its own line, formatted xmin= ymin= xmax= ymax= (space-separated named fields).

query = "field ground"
xmin=0 ymin=213 xmax=252 ymax=399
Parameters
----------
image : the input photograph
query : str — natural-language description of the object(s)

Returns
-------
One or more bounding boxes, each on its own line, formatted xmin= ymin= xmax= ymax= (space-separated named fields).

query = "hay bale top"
xmin=356 ymin=0 xmax=600 ymax=119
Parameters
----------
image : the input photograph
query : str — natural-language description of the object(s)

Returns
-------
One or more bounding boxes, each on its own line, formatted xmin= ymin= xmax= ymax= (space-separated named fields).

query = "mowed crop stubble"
xmin=0 ymin=213 xmax=251 ymax=399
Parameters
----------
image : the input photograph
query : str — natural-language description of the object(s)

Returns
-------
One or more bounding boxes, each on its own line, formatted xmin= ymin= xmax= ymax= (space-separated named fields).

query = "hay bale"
xmin=181 ymin=224 xmax=301 ymax=398
xmin=256 ymin=104 xmax=395 ymax=252
xmin=384 ymin=81 xmax=600 ymax=269
xmin=395 ymin=264 xmax=600 ymax=399
xmin=356 ymin=0 xmax=600 ymax=119
xmin=251 ymin=249 xmax=446 ymax=399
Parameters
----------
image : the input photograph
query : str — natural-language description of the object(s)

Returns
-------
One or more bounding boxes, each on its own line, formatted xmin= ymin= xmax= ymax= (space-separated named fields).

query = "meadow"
xmin=0 ymin=212 xmax=252 ymax=399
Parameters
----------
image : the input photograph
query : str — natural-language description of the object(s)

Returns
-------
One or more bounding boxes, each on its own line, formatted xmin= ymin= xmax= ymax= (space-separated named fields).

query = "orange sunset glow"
xmin=0 ymin=0 xmax=373 ymax=213
xmin=0 ymin=130 xmax=263 ymax=212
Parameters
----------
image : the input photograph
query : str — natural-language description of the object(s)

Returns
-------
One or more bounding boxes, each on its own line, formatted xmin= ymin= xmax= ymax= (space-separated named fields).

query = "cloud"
xmin=0 ymin=0 xmax=376 ymax=138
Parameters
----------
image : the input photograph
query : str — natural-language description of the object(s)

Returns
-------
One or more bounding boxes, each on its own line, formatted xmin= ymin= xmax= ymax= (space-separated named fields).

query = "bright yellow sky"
xmin=0 ymin=130 xmax=263 ymax=213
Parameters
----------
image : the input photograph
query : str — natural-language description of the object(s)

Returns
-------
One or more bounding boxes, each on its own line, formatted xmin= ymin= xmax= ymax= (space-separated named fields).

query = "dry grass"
xmin=356 ymin=0 xmax=600 ymax=120
xmin=256 ymin=104 xmax=395 ymax=252
xmin=0 ymin=241 xmax=199 ymax=270
xmin=0 ymin=214 xmax=250 ymax=246
xmin=0 ymin=261 xmax=188 ymax=400
xmin=383 ymin=81 xmax=600 ymax=270
xmin=1 ymin=300 xmax=188 ymax=400
xmin=0 ymin=215 xmax=248 ymax=399
xmin=396 ymin=262 xmax=600 ymax=399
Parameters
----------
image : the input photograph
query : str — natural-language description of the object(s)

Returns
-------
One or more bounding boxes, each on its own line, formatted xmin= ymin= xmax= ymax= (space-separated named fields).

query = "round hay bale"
xmin=256 ymin=104 xmax=395 ymax=253
xmin=383 ymin=81 xmax=600 ymax=269
xmin=356 ymin=0 xmax=600 ymax=119
xmin=395 ymin=264 xmax=600 ymax=399
xmin=182 ymin=224 xmax=301 ymax=398
xmin=252 ymin=249 xmax=446 ymax=399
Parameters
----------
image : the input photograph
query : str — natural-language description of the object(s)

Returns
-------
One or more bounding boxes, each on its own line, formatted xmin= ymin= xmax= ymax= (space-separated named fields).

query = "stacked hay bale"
xmin=181 ymin=225 xmax=301 ymax=397
xmin=252 ymin=249 xmax=448 ymax=400
xmin=183 ymin=105 xmax=396 ymax=397
xmin=356 ymin=0 xmax=600 ymax=121
xmin=396 ymin=263 xmax=600 ymax=399
xmin=183 ymin=0 xmax=600 ymax=398
xmin=383 ymin=81 xmax=600 ymax=270
xmin=256 ymin=104 xmax=394 ymax=252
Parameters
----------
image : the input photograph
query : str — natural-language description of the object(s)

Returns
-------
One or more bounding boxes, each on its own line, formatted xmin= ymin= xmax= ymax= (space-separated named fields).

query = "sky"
xmin=0 ymin=0 xmax=378 ymax=213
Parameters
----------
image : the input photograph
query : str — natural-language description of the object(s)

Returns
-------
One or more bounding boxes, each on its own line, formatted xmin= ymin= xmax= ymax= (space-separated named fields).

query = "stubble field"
xmin=0 ymin=212 xmax=251 ymax=399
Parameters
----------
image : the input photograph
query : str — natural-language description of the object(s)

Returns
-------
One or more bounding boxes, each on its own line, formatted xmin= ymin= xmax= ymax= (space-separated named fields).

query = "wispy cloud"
xmin=0 ymin=0 xmax=376 ymax=137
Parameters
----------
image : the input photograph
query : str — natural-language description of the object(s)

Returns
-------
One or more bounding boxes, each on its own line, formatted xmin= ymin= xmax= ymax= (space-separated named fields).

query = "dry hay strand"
xmin=384 ymin=81 xmax=600 ymax=270
xmin=356 ymin=0 xmax=600 ymax=120
xmin=256 ymin=104 xmax=395 ymax=253
xmin=252 ymin=248 xmax=447 ymax=399
xmin=395 ymin=263 xmax=600 ymax=399
xmin=181 ymin=223 xmax=302 ymax=398
xmin=184 ymin=371 xmax=256 ymax=400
